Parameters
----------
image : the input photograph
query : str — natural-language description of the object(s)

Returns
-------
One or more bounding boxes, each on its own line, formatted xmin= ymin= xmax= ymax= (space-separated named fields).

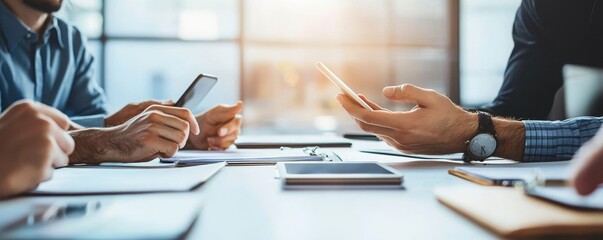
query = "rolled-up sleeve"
xmin=523 ymin=117 xmax=603 ymax=162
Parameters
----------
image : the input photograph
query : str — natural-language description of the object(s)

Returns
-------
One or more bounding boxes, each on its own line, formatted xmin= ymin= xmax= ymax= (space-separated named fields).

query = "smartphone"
xmin=315 ymin=61 xmax=373 ymax=110
xmin=174 ymin=74 xmax=218 ymax=110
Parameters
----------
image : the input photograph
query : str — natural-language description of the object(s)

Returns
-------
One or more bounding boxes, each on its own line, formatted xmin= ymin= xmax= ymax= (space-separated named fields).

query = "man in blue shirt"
xmin=0 ymin=0 xmax=243 ymax=164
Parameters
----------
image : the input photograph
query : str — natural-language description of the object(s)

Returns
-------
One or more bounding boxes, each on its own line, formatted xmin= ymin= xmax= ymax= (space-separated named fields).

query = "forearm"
xmin=492 ymin=118 xmax=525 ymax=161
xmin=68 ymin=127 xmax=130 ymax=164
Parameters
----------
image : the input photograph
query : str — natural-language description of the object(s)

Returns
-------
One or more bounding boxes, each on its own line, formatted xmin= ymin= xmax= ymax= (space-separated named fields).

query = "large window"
xmin=59 ymin=0 xmax=457 ymax=134
xmin=459 ymin=0 xmax=521 ymax=107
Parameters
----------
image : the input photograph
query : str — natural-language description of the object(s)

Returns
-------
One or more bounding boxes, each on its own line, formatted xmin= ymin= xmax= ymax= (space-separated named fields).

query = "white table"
xmin=0 ymin=136 xmax=570 ymax=239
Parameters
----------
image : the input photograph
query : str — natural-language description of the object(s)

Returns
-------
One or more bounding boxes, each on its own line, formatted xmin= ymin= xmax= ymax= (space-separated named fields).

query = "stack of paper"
xmin=30 ymin=162 xmax=225 ymax=195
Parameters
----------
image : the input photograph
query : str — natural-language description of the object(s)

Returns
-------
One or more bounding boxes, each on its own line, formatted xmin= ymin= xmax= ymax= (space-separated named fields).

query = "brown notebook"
xmin=435 ymin=187 xmax=603 ymax=238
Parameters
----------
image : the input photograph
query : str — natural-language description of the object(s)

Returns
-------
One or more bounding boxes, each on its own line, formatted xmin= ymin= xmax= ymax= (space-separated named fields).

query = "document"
xmin=361 ymin=149 xmax=503 ymax=160
xmin=30 ymin=162 xmax=225 ymax=195
xmin=160 ymin=149 xmax=325 ymax=165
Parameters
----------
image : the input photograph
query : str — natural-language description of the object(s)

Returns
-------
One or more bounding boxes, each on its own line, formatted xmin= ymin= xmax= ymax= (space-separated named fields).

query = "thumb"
xmin=208 ymin=101 xmax=243 ymax=124
xmin=572 ymin=141 xmax=603 ymax=195
xmin=382 ymin=84 xmax=438 ymax=107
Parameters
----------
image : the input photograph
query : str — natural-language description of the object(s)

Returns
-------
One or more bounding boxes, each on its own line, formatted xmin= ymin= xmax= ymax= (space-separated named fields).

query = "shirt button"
xmin=26 ymin=33 xmax=32 ymax=38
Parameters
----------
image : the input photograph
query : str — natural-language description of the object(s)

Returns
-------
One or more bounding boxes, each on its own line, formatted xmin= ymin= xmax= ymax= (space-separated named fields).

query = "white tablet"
xmin=276 ymin=162 xmax=403 ymax=187
xmin=315 ymin=61 xmax=374 ymax=110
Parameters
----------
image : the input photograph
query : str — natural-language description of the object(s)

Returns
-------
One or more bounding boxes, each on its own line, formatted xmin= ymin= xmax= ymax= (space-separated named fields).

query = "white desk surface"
xmin=0 ymin=135 xmax=571 ymax=240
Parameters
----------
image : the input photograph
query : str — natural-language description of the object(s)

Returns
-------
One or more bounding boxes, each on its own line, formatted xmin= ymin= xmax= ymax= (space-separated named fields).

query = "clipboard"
xmin=160 ymin=147 xmax=343 ymax=166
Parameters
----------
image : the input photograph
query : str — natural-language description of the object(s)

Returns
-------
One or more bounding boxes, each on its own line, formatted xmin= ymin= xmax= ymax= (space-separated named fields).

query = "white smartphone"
xmin=315 ymin=61 xmax=374 ymax=110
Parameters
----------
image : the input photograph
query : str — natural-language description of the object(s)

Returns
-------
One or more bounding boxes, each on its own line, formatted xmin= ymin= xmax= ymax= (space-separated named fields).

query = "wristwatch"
xmin=463 ymin=112 xmax=497 ymax=162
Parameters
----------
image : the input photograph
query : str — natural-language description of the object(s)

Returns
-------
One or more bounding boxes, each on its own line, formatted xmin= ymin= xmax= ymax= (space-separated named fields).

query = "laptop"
xmin=563 ymin=65 xmax=603 ymax=118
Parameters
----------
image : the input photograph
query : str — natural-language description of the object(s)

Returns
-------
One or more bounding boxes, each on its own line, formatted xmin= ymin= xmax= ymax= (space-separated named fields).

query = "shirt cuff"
xmin=71 ymin=114 xmax=106 ymax=128
xmin=522 ymin=120 xmax=579 ymax=162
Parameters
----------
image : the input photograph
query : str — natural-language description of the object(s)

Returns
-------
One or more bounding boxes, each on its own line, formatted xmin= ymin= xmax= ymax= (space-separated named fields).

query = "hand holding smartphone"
xmin=315 ymin=61 xmax=373 ymax=110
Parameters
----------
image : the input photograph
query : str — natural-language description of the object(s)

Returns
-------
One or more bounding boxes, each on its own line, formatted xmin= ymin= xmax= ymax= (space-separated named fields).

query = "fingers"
xmin=146 ymin=137 xmax=181 ymax=159
xmin=49 ymin=139 xmax=70 ymax=168
xmin=217 ymin=114 xmax=242 ymax=137
xmin=337 ymin=94 xmax=406 ymax=129
xmin=358 ymin=94 xmax=388 ymax=111
xmin=146 ymin=105 xmax=200 ymax=135
xmin=9 ymin=100 xmax=72 ymax=130
xmin=208 ymin=130 xmax=239 ymax=150
xmin=43 ymin=115 xmax=75 ymax=155
xmin=572 ymin=144 xmax=603 ymax=195
xmin=382 ymin=84 xmax=439 ymax=107
xmin=206 ymin=101 xmax=244 ymax=124
xmin=151 ymin=119 xmax=189 ymax=148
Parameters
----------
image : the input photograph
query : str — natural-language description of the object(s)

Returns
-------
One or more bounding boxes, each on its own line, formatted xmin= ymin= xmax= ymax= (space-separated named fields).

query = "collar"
xmin=0 ymin=1 xmax=64 ymax=52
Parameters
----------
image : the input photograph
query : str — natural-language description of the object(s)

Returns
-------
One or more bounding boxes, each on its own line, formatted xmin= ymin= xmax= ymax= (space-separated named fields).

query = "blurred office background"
xmin=57 ymin=0 xmax=521 ymax=134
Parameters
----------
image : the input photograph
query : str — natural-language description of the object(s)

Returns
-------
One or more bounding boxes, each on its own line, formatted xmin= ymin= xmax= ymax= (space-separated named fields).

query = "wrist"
xmin=453 ymin=112 xmax=479 ymax=153
xmin=492 ymin=118 xmax=525 ymax=161
xmin=69 ymin=127 xmax=120 ymax=164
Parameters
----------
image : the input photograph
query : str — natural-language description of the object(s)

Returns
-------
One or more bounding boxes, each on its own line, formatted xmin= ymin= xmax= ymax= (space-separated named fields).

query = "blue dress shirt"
xmin=523 ymin=117 xmax=603 ymax=162
xmin=0 ymin=1 xmax=107 ymax=127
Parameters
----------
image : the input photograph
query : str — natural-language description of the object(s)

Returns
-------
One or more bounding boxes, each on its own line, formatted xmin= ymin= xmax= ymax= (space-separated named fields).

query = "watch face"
xmin=469 ymin=133 xmax=497 ymax=160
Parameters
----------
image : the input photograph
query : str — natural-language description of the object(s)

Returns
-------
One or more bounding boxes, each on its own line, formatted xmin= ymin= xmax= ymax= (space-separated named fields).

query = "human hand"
xmin=0 ymin=100 xmax=74 ymax=199
xmin=336 ymin=84 xmax=476 ymax=155
xmin=105 ymin=100 xmax=173 ymax=127
xmin=71 ymin=105 xmax=200 ymax=164
xmin=571 ymin=126 xmax=603 ymax=195
xmin=187 ymin=101 xmax=243 ymax=150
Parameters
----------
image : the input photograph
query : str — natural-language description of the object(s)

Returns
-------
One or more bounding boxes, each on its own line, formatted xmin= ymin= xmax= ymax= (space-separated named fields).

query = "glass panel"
xmin=242 ymin=46 xmax=449 ymax=134
xmin=244 ymin=0 xmax=391 ymax=44
xmin=105 ymin=0 xmax=238 ymax=40
xmin=392 ymin=0 xmax=449 ymax=46
xmin=104 ymin=41 xmax=240 ymax=114
xmin=56 ymin=0 xmax=103 ymax=38
xmin=460 ymin=0 xmax=521 ymax=106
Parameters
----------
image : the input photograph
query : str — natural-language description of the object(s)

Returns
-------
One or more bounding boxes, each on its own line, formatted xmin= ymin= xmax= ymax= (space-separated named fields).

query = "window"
xmin=59 ymin=0 xmax=457 ymax=134
xmin=459 ymin=0 xmax=521 ymax=107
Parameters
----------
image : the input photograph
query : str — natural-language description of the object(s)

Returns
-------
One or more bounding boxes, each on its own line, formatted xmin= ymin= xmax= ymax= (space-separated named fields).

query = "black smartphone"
xmin=174 ymin=74 xmax=218 ymax=110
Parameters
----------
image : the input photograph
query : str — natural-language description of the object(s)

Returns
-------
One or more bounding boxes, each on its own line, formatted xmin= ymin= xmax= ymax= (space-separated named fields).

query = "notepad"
xmin=160 ymin=149 xmax=328 ymax=166
xmin=30 ymin=162 xmax=225 ymax=195
xmin=435 ymin=186 xmax=603 ymax=238
xmin=449 ymin=165 xmax=569 ymax=186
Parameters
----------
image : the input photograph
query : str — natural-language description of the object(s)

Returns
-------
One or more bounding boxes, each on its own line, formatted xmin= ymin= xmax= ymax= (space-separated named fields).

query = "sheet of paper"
xmin=161 ymin=149 xmax=323 ymax=164
xmin=360 ymin=149 xmax=504 ymax=160
xmin=30 ymin=162 xmax=225 ymax=195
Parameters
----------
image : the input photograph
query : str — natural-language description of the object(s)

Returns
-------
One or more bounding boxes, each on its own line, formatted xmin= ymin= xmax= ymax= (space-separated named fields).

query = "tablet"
xmin=315 ymin=61 xmax=374 ymax=110
xmin=276 ymin=162 xmax=403 ymax=186
xmin=174 ymin=74 xmax=218 ymax=110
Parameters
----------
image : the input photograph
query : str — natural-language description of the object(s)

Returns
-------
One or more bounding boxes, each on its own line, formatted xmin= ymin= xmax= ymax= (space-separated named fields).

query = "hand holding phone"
xmin=315 ymin=61 xmax=373 ymax=110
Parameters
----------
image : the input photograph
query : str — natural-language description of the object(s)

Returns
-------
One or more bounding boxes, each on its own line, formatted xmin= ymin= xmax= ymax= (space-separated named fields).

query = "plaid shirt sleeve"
xmin=522 ymin=117 xmax=603 ymax=162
